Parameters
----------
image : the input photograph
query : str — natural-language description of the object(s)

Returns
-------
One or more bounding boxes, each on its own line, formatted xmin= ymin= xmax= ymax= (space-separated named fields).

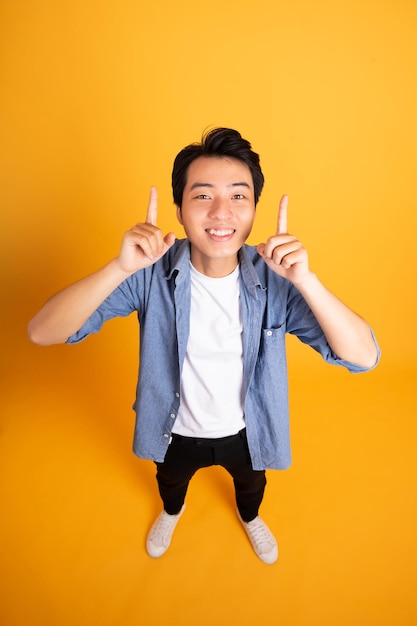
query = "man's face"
xmin=177 ymin=156 xmax=256 ymax=277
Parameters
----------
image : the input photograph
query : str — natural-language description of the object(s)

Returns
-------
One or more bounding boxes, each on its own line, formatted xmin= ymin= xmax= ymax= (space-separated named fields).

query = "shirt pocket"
xmin=254 ymin=324 xmax=287 ymax=388
xmin=259 ymin=323 xmax=286 ymax=360
xmin=262 ymin=323 xmax=285 ymax=339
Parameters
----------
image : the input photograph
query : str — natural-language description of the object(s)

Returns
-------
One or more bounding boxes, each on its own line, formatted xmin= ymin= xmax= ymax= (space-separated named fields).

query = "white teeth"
xmin=207 ymin=229 xmax=234 ymax=236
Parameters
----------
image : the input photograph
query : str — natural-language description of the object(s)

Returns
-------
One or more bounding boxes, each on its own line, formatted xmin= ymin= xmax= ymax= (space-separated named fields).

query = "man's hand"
xmin=116 ymin=186 xmax=176 ymax=275
xmin=257 ymin=195 xmax=378 ymax=367
xmin=257 ymin=195 xmax=310 ymax=286
xmin=28 ymin=186 xmax=177 ymax=345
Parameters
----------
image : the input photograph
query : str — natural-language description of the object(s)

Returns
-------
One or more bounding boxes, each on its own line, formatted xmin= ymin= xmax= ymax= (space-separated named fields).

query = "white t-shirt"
xmin=172 ymin=263 xmax=246 ymax=438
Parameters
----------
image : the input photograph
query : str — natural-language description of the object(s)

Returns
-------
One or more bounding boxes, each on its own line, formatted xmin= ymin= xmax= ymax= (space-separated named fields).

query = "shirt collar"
xmin=166 ymin=240 xmax=264 ymax=296
xmin=166 ymin=240 xmax=191 ymax=281
xmin=239 ymin=245 xmax=264 ymax=298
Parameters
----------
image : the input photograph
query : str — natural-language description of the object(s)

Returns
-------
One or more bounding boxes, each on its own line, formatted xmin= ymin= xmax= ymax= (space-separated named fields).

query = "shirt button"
xmin=163 ymin=433 xmax=169 ymax=438
xmin=266 ymin=330 xmax=273 ymax=336
xmin=175 ymin=392 xmax=180 ymax=398
xmin=170 ymin=413 xmax=176 ymax=419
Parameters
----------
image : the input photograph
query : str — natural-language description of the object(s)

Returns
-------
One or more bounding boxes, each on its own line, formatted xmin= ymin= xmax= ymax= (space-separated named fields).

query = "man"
xmin=28 ymin=128 xmax=379 ymax=564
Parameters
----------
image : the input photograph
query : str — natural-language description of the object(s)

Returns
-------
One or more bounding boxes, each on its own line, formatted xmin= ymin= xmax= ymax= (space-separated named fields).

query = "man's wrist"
xmin=108 ymin=257 xmax=136 ymax=281
xmin=291 ymin=270 xmax=318 ymax=293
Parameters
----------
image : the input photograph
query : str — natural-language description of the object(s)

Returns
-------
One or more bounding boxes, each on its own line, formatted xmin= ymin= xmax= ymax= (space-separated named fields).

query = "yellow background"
xmin=1 ymin=0 xmax=416 ymax=624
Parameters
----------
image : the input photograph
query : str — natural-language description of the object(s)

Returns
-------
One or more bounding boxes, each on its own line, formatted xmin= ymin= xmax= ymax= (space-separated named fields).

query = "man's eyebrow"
xmin=230 ymin=182 xmax=251 ymax=189
xmin=189 ymin=181 xmax=251 ymax=191
xmin=189 ymin=182 xmax=215 ymax=190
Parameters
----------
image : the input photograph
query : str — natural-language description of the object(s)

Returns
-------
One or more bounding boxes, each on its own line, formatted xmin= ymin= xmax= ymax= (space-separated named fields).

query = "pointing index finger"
xmin=146 ymin=186 xmax=158 ymax=225
xmin=277 ymin=194 xmax=288 ymax=235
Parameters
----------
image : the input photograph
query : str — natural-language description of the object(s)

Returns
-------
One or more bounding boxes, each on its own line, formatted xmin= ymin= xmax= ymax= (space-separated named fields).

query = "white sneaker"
xmin=237 ymin=511 xmax=278 ymax=564
xmin=146 ymin=505 xmax=185 ymax=558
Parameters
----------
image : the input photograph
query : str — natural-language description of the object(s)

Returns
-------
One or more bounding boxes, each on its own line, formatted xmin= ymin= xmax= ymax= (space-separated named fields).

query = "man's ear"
xmin=176 ymin=205 xmax=183 ymax=225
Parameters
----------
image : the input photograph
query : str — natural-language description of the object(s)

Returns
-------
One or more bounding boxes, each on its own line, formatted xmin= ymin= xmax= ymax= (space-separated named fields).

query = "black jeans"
xmin=155 ymin=429 xmax=266 ymax=522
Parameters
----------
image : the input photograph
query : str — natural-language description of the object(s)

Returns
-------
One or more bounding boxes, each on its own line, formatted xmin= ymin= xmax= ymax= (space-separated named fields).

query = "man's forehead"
xmin=185 ymin=156 xmax=253 ymax=187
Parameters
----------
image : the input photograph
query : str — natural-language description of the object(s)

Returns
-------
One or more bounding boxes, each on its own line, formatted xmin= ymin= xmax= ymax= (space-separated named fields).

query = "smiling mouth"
xmin=206 ymin=228 xmax=236 ymax=237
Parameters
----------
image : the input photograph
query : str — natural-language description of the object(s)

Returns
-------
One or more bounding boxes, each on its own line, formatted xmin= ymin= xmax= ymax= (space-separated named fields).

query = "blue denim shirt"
xmin=67 ymin=240 xmax=380 ymax=470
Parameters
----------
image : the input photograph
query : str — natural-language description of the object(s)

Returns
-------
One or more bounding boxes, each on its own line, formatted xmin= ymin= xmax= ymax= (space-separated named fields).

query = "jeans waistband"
xmin=171 ymin=428 xmax=246 ymax=447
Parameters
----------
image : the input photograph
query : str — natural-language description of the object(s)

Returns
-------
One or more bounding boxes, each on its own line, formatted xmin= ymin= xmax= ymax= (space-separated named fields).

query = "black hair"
xmin=172 ymin=127 xmax=264 ymax=208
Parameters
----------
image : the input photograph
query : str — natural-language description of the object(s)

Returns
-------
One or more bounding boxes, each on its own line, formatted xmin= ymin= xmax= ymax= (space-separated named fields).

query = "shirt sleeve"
xmin=66 ymin=275 xmax=140 ymax=344
xmin=285 ymin=284 xmax=381 ymax=374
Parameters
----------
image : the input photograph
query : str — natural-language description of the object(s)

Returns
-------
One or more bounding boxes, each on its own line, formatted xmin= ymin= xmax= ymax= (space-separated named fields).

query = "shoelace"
xmin=150 ymin=514 xmax=178 ymax=545
xmin=247 ymin=519 xmax=274 ymax=550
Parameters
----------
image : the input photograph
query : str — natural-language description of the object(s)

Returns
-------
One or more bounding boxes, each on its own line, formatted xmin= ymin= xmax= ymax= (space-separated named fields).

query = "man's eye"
xmin=233 ymin=194 xmax=245 ymax=199
xmin=195 ymin=194 xmax=210 ymax=199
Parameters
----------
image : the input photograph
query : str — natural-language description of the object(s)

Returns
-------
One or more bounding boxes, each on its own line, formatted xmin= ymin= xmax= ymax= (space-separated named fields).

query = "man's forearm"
xmin=296 ymin=272 xmax=378 ymax=368
xmin=27 ymin=259 xmax=131 ymax=346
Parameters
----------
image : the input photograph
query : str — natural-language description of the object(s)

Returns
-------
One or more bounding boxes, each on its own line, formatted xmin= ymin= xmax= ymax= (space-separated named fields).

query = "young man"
xmin=28 ymin=128 xmax=379 ymax=564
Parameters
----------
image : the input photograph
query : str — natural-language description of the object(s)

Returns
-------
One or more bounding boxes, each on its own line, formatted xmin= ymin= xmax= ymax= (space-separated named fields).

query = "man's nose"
xmin=208 ymin=197 xmax=232 ymax=219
